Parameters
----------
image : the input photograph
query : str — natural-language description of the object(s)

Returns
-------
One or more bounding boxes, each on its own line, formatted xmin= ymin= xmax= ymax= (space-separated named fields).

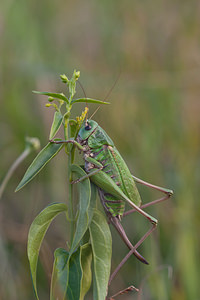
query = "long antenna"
xmin=77 ymin=80 xmax=88 ymax=124
xmin=89 ymin=72 xmax=121 ymax=120
xmin=89 ymin=71 xmax=121 ymax=120
xmin=89 ymin=105 xmax=100 ymax=120
xmin=103 ymin=70 xmax=121 ymax=101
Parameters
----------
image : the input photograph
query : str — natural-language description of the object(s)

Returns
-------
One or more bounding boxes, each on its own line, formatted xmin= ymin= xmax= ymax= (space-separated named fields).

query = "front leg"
xmin=49 ymin=138 xmax=85 ymax=151
xmin=71 ymin=157 xmax=104 ymax=184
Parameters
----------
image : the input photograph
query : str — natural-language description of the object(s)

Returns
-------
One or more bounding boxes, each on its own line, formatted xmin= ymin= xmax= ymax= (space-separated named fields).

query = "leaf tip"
xmin=15 ymin=182 xmax=23 ymax=192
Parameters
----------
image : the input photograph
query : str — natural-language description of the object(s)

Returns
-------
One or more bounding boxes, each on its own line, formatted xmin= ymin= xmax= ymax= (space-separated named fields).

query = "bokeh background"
xmin=0 ymin=1 xmax=200 ymax=299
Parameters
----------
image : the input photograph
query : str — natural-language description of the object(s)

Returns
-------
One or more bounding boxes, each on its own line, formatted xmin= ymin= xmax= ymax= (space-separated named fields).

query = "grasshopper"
xmin=52 ymin=119 xmax=173 ymax=283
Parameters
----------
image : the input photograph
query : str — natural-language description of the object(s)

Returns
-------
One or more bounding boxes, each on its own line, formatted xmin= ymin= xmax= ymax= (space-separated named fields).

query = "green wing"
xmin=92 ymin=145 xmax=141 ymax=208
xmin=109 ymin=146 xmax=142 ymax=207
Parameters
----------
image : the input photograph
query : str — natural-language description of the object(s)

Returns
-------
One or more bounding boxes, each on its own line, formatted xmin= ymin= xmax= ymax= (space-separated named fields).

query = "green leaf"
xmin=49 ymin=111 xmax=63 ymax=139
xmin=70 ymin=165 xmax=96 ymax=255
xmin=51 ymin=248 xmax=69 ymax=300
xmin=69 ymin=120 xmax=78 ymax=163
xmin=16 ymin=142 xmax=63 ymax=191
xmin=67 ymin=248 xmax=82 ymax=300
xmin=69 ymin=119 xmax=78 ymax=139
xmin=51 ymin=247 xmax=82 ymax=300
xmin=89 ymin=209 xmax=112 ymax=300
xmin=71 ymin=98 xmax=110 ymax=105
xmin=89 ymin=182 xmax=97 ymax=223
xmin=27 ymin=203 xmax=67 ymax=300
xmin=50 ymin=169 xmax=96 ymax=300
xmin=33 ymin=91 xmax=69 ymax=103
xmin=80 ymin=243 xmax=92 ymax=300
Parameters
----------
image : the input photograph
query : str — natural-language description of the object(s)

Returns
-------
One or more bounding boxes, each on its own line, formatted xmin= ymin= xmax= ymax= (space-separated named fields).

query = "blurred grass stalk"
xmin=0 ymin=137 xmax=40 ymax=199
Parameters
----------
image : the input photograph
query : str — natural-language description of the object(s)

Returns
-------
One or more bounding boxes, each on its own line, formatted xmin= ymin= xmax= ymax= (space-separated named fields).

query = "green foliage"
xmin=51 ymin=244 xmax=93 ymax=300
xmin=80 ymin=244 xmax=93 ymax=300
xmin=51 ymin=248 xmax=82 ymax=300
xmin=33 ymin=91 xmax=69 ymax=103
xmin=70 ymin=165 xmax=96 ymax=254
xmin=27 ymin=203 xmax=68 ymax=300
xmin=89 ymin=209 xmax=112 ymax=300
xmin=16 ymin=71 xmax=111 ymax=300
xmin=71 ymin=98 xmax=110 ymax=105
xmin=1 ymin=2 xmax=200 ymax=299
xmin=15 ymin=142 xmax=63 ymax=191
xmin=49 ymin=111 xmax=64 ymax=139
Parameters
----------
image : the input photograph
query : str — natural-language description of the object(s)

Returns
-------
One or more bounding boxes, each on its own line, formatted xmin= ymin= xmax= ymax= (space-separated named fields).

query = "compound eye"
xmin=85 ymin=123 xmax=92 ymax=131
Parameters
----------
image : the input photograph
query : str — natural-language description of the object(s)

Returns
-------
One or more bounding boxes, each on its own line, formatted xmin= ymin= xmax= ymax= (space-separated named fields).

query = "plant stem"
xmin=68 ymin=151 xmax=75 ymax=246
xmin=64 ymin=113 xmax=75 ymax=246
xmin=0 ymin=148 xmax=31 ymax=199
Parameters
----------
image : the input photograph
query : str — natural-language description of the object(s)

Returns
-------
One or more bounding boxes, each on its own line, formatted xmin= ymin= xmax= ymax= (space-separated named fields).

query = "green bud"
xmin=75 ymin=71 xmax=80 ymax=80
xmin=52 ymin=103 xmax=59 ymax=111
xmin=48 ymin=97 xmax=54 ymax=102
xmin=25 ymin=137 xmax=40 ymax=151
xmin=60 ymin=74 xmax=69 ymax=83
xmin=59 ymin=100 xmax=64 ymax=106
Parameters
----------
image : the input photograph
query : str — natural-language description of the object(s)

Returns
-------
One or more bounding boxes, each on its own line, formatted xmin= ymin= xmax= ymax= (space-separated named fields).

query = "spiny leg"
xmin=122 ymin=193 xmax=158 ymax=225
xmin=124 ymin=194 xmax=170 ymax=217
xmin=71 ymin=157 xmax=104 ymax=184
xmin=108 ymin=224 xmax=157 ymax=286
xmin=109 ymin=216 xmax=149 ymax=265
xmin=107 ymin=285 xmax=139 ymax=300
xmin=49 ymin=139 xmax=84 ymax=151
xmin=108 ymin=177 xmax=173 ymax=285
xmin=98 ymin=189 xmax=149 ymax=265
xmin=132 ymin=175 xmax=173 ymax=195
xmin=74 ymin=171 xmax=158 ymax=225
xmin=123 ymin=176 xmax=173 ymax=217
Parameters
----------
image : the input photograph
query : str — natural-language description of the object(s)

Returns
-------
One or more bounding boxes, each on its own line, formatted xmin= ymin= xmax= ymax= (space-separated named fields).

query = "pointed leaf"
xmin=69 ymin=119 xmax=78 ymax=139
xmin=89 ymin=182 xmax=97 ymax=223
xmin=89 ymin=209 xmax=112 ymax=300
xmin=69 ymin=120 xmax=79 ymax=162
xmin=67 ymin=248 xmax=82 ymax=300
xmin=16 ymin=142 xmax=63 ymax=191
xmin=72 ymin=98 xmax=110 ymax=105
xmin=28 ymin=203 xmax=67 ymax=300
xmin=49 ymin=111 xmax=63 ymax=139
xmin=51 ymin=248 xmax=69 ymax=300
xmin=70 ymin=165 xmax=96 ymax=254
xmin=80 ymin=243 xmax=92 ymax=300
xmin=33 ymin=91 xmax=69 ymax=103
xmin=51 ymin=247 xmax=82 ymax=300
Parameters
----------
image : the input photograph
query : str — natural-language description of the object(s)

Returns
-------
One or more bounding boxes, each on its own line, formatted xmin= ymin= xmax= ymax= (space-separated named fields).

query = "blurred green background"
xmin=0 ymin=0 xmax=200 ymax=299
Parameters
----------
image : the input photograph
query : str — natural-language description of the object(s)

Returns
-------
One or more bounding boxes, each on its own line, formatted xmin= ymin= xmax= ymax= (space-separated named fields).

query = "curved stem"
xmin=0 ymin=148 xmax=30 ymax=199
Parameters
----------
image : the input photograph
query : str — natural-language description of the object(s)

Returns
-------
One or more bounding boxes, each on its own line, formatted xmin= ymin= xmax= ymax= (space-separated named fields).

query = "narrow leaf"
xmin=49 ymin=111 xmax=63 ymax=139
xmin=69 ymin=120 xmax=78 ymax=162
xmin=70 ymin=165 xmax=91 ymax=254
xmin=89 ymin=209 xmax=112 ymax=300
xmin=72 ymin=98 xmax=110 ymax=105
xmin=80 ymin=243 xmax=92 ymax=300
xmin=33 ymin=91 xmax=69 ymax=103
xmin=28 ymin=203 xmax=67 ymax=300
xmin=89 ymin=182 xmax=97 ymax=223
xmin=69 ymin=119 xmax=78 ymax=139
xmin=51 ymin=248 xmax=69 ymax=300
xmin=16 ymin=142 xmax=63 ymax=191
xmin=51 ymin=247 xmax=82 ymax=300
xmin=67 ymin=248 xmax=82 ymax=300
